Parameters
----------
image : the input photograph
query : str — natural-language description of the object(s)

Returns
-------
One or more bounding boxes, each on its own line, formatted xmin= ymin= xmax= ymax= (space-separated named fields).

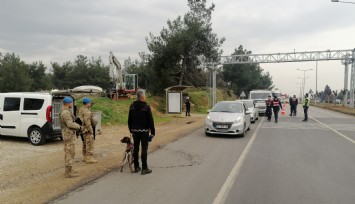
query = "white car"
xmin=205 ymin=101 xmax=251 ymax=137
xmin=238 ymin=100 xmax=259 ymax=123
xmin=0 ymin=93 xmax=74 ymax=145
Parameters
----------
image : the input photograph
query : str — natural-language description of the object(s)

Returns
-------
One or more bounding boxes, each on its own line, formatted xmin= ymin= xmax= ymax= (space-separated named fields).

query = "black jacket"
xmin=128 ymin=100 xmax=155 ymax=135
xmin=272 ymin=99 xmax=283 ymax=110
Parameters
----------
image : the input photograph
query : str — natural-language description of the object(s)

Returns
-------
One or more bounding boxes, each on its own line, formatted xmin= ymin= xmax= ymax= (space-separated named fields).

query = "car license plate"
xmin=216 ymin=125 xmax=228 ymax=129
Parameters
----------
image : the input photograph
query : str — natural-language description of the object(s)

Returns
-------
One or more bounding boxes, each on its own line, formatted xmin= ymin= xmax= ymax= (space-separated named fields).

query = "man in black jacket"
xmin=128 ymin=90 xmax=155 ymax=175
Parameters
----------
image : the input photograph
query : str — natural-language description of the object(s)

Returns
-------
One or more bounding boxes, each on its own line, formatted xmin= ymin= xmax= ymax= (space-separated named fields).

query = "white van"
xmin=0 ymin=93 xmax=74 ymax=145
xmin=249 ymin=90 xmax=272 ymax=115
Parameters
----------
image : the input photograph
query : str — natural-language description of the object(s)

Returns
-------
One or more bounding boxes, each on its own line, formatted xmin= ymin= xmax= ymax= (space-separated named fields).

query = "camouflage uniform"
xmin=79 ymin=106 xmax=98 ymax=163
xmin=59 ymin=106 xmax=81 ymax=178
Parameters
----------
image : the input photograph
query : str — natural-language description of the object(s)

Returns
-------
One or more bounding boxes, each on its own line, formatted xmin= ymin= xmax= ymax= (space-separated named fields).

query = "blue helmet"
xmin=83 ymin=98 xmax=91 ymax=104
xmin=63 ymin=97 xmax=73 ymax=103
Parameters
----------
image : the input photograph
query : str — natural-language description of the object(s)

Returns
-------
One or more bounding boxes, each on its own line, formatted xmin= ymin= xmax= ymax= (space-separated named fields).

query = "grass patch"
xmin=185 ymin=88 xmax=237 ymax=114
xmin=312 ymin=103 xmax=355 ymax=116
xmin=76 ymin=96 xmax=171 ymax=126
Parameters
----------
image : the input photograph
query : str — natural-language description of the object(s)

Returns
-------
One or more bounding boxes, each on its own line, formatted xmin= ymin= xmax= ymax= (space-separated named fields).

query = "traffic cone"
xmin=281 ymin=108 xmax=285 ymax=115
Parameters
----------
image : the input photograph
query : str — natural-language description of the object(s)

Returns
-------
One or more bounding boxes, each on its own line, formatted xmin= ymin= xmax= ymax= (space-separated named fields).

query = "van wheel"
xmin=28 ymin=127 xmax=46 ymax=146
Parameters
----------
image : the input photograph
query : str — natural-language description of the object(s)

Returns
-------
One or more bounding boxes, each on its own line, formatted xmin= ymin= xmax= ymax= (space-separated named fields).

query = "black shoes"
xmin=141 ymin=168 xmax=152 ymax=175
xmin=133 ymin=167 xmax=141 ymax=173
xmin=302 ymin=119 xmax=308 ymax=122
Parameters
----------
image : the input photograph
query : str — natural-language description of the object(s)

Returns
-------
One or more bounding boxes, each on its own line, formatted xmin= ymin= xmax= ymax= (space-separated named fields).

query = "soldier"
xmin=290 ymin=95 xmax=299 ymax=116
xmin=272 ymin=96 xmax=283 ymax=123
xmin=79 ymin=97 xmax=98 ymax=164
xmin=265 ymin=95 xmax=273 ymax=122
xmin=59 ymin=97 xmax=81 ymax=178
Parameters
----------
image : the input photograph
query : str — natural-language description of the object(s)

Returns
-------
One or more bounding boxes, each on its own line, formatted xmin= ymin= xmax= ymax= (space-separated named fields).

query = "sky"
xmin=1 ymin=0 xmax=355 ymax=96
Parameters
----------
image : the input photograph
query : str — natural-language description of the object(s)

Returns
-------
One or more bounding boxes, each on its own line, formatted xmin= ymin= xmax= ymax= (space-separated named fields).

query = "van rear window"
xmin=4 ymin=97 xmax=21 ymax=111
xmin=24 ymin=98 xmax=44 ymax=110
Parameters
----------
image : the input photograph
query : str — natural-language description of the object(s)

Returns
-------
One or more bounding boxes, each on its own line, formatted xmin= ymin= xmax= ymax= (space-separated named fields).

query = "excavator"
xmin=108 ymin=51 xmax=138 ymax=99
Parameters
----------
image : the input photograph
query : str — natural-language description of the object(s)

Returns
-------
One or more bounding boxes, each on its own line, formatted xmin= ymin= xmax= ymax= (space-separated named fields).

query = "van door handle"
xmin=0 ymin=114 xmax=2 ymax=120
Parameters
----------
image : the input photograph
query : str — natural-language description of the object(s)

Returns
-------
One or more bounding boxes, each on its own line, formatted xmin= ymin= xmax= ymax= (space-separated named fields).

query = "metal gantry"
xmin=221 ymin=49 xmax=354 ymax=64
xmin=204 ymin=49 xmax=355 ymax=108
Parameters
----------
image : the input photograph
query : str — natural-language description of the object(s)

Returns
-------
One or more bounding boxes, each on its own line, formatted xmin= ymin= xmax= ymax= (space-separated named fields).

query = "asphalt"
xmin=54 ymin=106 xmax=355 ymax=204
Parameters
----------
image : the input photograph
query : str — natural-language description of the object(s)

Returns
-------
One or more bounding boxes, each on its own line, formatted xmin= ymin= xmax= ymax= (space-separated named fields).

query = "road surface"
xmin=54 ymin=106 xmax=355 ymax=204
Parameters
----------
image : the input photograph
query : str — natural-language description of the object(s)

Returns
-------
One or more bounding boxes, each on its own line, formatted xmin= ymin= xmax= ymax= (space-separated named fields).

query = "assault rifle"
xmin=75 ymin=117 xmax=85 ymax=142
xmin=75 ymin=117 xmax=96 ymax=140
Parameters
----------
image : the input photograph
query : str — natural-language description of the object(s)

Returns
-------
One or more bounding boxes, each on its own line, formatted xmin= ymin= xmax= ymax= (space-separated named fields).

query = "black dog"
xmin=120 ymin=136 xmax=134 ymax=173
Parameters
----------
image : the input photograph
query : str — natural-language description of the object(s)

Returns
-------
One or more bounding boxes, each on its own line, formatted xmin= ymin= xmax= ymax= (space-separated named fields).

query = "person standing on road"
xmin=272 ymin=96 xmax=283 ymax=123
xmin=59 ymin=97 xmax=81 ymax=178
xmin=290 ymin=95 xmax=299 ymax=116
xmin=265 ymin=95 xmax=273 ymax=121
xmin=303 ymin=93 xmax=310 ymax=122
xmin=79 ymin=98 xmax=98 ymax=164
xmin=185 ymin=96 xmax=191 ymax=117
xmin=128 ymin=90 xmax=155 ymax=175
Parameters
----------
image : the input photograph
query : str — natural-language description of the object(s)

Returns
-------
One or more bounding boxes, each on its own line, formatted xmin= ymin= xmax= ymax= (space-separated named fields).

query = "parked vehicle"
xmin=205 ymin=101 xmax=251 ymax=137
xmin=0 ymin=93 xmax=74 ymax=145
xmin=249 ymin=90 xmax=272 ymax=115
xmin=238 ymin=100 xmax=259 ymax=123
xmin=272 ymin=89 xmax=283 ymax=103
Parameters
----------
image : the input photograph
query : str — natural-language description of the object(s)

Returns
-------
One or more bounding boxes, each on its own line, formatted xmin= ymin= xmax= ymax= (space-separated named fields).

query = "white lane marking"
xmin=310 ymin=116 xmax=355 ymax=145
xmin=212 ymin=117 xmax=264 ymax=204
xmin=297 ymin=108 xmax=355 ymax=145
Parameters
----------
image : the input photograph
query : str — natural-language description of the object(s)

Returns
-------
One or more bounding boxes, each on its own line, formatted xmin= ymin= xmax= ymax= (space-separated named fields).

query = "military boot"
xmin=86 ymin=156 xmax=97 ymax=164
xmin=65 ymin=167 xmax=79 ymax=178
xmin=82 ymin=155 xmax=87 ymax=162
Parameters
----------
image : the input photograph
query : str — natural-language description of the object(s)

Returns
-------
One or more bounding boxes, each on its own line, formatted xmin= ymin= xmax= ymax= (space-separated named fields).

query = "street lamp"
xmin=331 ymin=0 xmax=355 ymax=4
xmin=296 ymin=82 xmax=303 ymax=101
xmin=297 ymin=69 xmax=313 ymax=98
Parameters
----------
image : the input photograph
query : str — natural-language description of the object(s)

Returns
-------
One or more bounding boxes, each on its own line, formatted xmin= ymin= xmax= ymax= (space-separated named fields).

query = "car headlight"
xmin=234 ymin=117 xmax=243 ymax=124
xmin=206 ymin=115 xmax=212 ymax=124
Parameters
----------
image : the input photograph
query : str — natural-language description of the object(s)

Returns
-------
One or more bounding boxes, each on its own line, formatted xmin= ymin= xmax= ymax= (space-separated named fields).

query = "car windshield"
xmin=250 ymin=92 xmax=271 ymax=100
xmin=273 ymin=93 xmax=281 ymax=98
xmin=240 ymin=101 xmax=254 ymax=108
xmin=211 ymin=102 xmax=243 ymax=113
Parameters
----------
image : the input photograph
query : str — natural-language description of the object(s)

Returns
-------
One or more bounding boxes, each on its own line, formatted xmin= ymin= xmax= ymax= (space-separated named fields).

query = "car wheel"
xmin=241 ymin=124 xmax=246 ymax=137
xmin=251 ymin=118 xmax=255 ymax=123
xmin=28 ymin=127 xmax=46 ymax=146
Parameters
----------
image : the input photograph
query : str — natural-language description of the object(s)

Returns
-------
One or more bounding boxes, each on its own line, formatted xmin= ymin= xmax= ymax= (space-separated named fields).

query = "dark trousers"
xmin=186 ymin=106 xmax=191 ymax=116
xmin=266 ymin=107 xmax=272 ymax=120
xmin=273 ymin=108 xmax=279 ymax=122
xmin=304 ymin=106 xmax=309 ymax=120
xmin=133 ymin=132 xmax=149 ymax=170
xmin=290 ymin=105 xmax=297 ymax=116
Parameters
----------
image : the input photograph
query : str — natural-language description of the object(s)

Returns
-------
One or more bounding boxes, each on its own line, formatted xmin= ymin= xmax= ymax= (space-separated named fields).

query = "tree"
xmin=52 ymin=55 xmax=110 ymax=90
xmin=321 ymin=85 xmax=332 ymax=103
xmin=221 ymin=46 xmax=273 ymax=96
xmin=28 ymin=61 xmax=49 ymax=91
xmin=146 ymin=0 xmax=225 ymax=94
xmin=0 ymin=53 xmax=32 ymax=92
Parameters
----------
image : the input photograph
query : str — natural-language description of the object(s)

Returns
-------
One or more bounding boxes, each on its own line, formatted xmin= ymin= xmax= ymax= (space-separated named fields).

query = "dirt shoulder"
xmin=0 ymin=114 xmax=205 ymax=204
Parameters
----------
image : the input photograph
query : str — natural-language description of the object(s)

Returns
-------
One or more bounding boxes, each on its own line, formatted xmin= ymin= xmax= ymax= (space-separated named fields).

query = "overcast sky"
xmin=1 ymin=0 xmax=355 ymax=95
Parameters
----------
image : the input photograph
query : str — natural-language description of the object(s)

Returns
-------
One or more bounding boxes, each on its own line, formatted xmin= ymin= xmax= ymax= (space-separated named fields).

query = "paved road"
xmin=54 ymin=106 xmax=355 ymax=204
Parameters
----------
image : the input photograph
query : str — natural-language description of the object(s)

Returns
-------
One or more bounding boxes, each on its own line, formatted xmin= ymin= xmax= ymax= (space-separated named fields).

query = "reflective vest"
xmin=273 ymin=100 xmax=280 ymax=106
xmin=303 ymin=97 xmax=310 ymax=107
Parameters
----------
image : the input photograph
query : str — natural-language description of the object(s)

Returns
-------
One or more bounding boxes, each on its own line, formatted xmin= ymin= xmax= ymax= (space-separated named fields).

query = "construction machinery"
xmin=108 ymin=51 xmax=138 ymax=99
